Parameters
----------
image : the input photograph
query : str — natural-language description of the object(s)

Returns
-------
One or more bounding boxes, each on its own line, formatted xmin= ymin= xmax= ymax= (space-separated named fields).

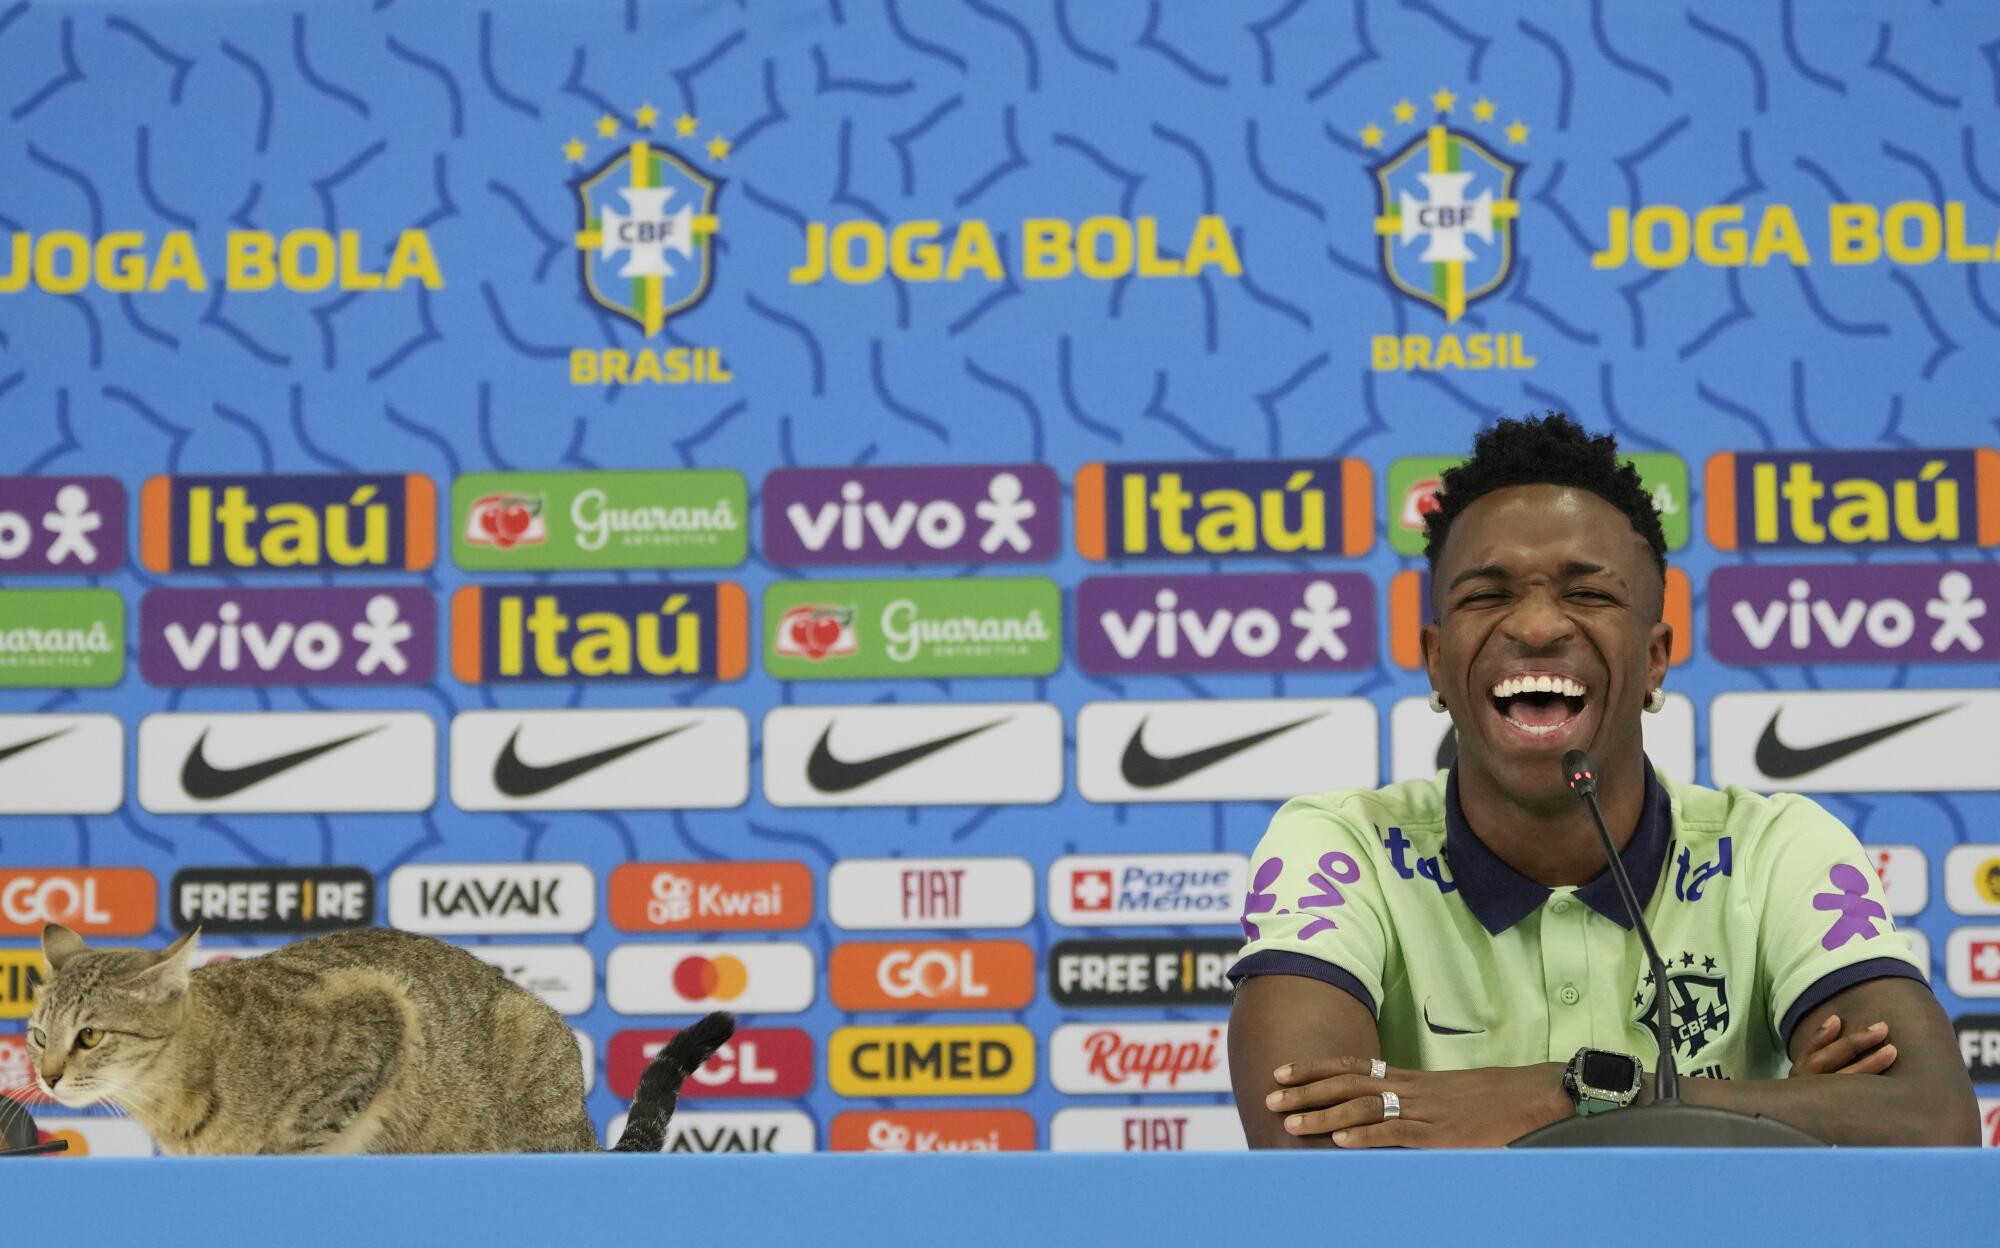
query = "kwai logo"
xmin=0 ymin=476 xmax=124 ymax=573
xmin=139 ymin=587 xmax=434 ymax=686
xmin=140 ymin=473 xmax=436 ymax=572
xmin=451 ymin=582 xmax=748 ymax=683
xmin=452 ymin=470 xmax=747 ymax=570
xmin=388 ymin=863 xmax=595 ymax=936
xmin=761 ymin=464 xmax=1061 ymax=566
xmin=1706 ymin=448 xmax=2000 ymax=550
xmin=1385 ymin=454 xmax=1689 ymax=556
xmin=764 ymin=579 xmax=1060 ymax=679
xmin=564 ymin=103 xmax=734 ymax=387
xmin=1709 ymin=565 xmax=1996 ymax=664
xmin=1357 ymin=88 xmax=1534 ymax=371
xmin=1074 ymin=459 xmax=1372 ymax=560
xmin=0 ymin=590 xmax=121 ymax=687
xmin=830 ymin=1110 xmax=1036 ymax=1153
xmin=1078 ymin=573 xmax=1375 ymax=674
xmin=1050 ymin=1022 xmax=1229 ymax=1093
xmin=608 ymin=861 xmax=812 ymax=932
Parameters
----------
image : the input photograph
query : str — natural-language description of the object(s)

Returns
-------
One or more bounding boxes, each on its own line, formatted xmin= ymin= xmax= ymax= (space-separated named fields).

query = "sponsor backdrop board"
xmin=0 ymin=0 xmax=1997 ymax=1159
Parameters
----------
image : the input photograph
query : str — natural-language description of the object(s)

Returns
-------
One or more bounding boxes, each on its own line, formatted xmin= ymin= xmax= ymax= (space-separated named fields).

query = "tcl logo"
xmin=606 ymin=1028 xmax=814 ymax=1099
xmin=828 ymin=941 xmax=1036 ymax=1011
xmin=0 ymin=868 xmax=156 ymax=936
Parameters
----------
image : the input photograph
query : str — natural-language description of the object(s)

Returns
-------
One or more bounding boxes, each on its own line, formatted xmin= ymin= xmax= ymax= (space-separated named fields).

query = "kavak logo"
xmin=1048 ymin=854 xmax=1248 ymax=928
xmin=830 ymin=1110 xmax=1036 ymax=1153
xmin=828 ymin=1025 xmax=1035 ymax=1097
xmin=1871 ymin=845 xmax=1930 ymax=918
xmin=0 ymin=589 xmax=122 ymax=687
xmin=607 ymin=1027 xmax=813 ymax=1099
xmin=388 ymin=863 xmax=594 ymax=936
xmin=1946 ymin=846 xmax=2000 ymax=917
xmin=1710 ymin=690 xmax=2000 ymax=792
xmin=0 ymin=949 xmax=44 ymax=1018
xmin=0 ymin=868 xmax=155 ymax=936
xmin=0 ymin=714 xmax=123 ymax=813
xmin=828 ymin=941 xmax=1037 ymax=1011
xmin=139 ymin=474 xmax=437 ymax=572
xmin=763 ymin=703 xmax=1063 ymax=807
xmin=0 ymin=476 xmax=125 ymax=573
xmin=1947 ymin=928 xmax=2000 ymax=999
xmin=1076 ymin=699 xmax=1377 ymax=803
xmin=565 ymin=103 xmax=733 ymax=387
xmin=1387 ymin=567 xmax=1693 ymax=670
xmin=465 ymin=945 xmax=596 ymax=1016
xmin=764 ymin=578 xmax=1061 ymax=679
xmin=1706 ymin=449 xmax=2000 ymax=551
xmin=450 ymin=582 xmax=748 ymax=683
xmin=761 ymin=464 xmax=1062 ymax=567
xmin=607 ymin=1110 xmax=816 ymax=1154
xmin=827 ymin=857 xmax=1035 ymax=931
xmin=1956 ymin=1014 xmax=2000 ymax=1081
xmin=138 ymin=711 xmax=435 ymax=813
xmin=1050 ymin=1107 xmax=1246 ymax=1152
xmin=609 ymin=861 xmax=812 ymax=933
xmin=1049 ymin=938 xmax=1240 ymax=1008
xmin=605 ymin=942 xmax=816 ymax=1015
xmin=139 ymin=587 xmax=435 ymax=686
xmin=1708 ymin=565 xmax=1997 ymax=665
xmin=170 ymin=866 xmax=374 ymax=935
xmin=1050 ymin=1022 xmax=1229 ymax=1093
xmin=1077 ymin=573 xmax=1376 ymax=674
xmin=1389 ymin=693 xmax=1696 ymax=783
xmin=1385 ymin=454 xmax=1689 ymax=556
xmin=452 ymin=471 xmax=748 ymax=570
xmin=1075 ymin=459 xmax=1372 ymax=560
xmin=450 ymin=708 xmax=749 ymax=811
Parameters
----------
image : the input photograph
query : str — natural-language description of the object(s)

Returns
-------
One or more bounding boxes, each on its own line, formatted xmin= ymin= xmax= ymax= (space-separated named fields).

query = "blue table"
xmin=16 ymin=1151 xmax=1995 ymax=1245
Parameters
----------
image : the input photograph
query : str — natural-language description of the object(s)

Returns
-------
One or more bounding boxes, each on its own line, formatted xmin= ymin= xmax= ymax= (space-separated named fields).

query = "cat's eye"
xmin=74 ymin=1027 xmax=103 ymax=1050
xmin=28 ymin=1026 xmax=45 ymax=1048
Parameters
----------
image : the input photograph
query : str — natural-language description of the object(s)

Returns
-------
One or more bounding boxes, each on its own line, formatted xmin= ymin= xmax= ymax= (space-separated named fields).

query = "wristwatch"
xmin=1562 ymin=1047 xmax=1642 ymax=1115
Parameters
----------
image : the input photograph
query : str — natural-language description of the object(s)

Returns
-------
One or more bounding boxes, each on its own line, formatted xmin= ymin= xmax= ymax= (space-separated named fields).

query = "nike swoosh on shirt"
xmin=1752 ymin=704 xmax=1962 ymax=780
xmin=1423 ymin=1000 xmax=1484 ymax=1036
xmin=806 ymin=718 xmax=1009 ymax=794
xmin=1119 ymin=713 xmax=1326 ymax=789
xmin=493 ymin=723 xmax=694 ymax=797
xmin=180 ymin=727 xmax=383 ymax=800
xmin=0 ymin=728 xmax=73 ymax=768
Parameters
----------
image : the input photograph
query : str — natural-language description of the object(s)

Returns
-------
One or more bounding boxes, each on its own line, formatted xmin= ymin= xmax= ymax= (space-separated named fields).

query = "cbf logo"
xmin=1635 ymin=954 xmax=1731 ymax=1068
xmin=1359 ymin=90 xmax=1535 ymax=373
xmin=564 ymin=106 xmax=734 ymax=388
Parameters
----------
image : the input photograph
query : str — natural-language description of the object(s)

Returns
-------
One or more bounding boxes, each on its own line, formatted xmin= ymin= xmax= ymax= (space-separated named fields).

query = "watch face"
xmin=1580 ymin=1051 xmax=1635 ymax=1091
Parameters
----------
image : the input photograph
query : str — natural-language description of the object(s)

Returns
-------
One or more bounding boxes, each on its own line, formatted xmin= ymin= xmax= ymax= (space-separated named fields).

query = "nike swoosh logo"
xmin=1752 ymin=704 xmax=1962 ymax=780
xmin=806 ymin=719 xmax=1008 ymax=794
xmin=1423 ymin=1001 xmax=1483 ymax=1036
xmin=493 ymin=723 xmax=693 ymax=797
xmin=1119 ymin=713 xmax=1325 ymax=789
xmin=0 ymin=728 xmax=73 ymax=767
xmin=180 ymin=727 xmax=383 ymax=800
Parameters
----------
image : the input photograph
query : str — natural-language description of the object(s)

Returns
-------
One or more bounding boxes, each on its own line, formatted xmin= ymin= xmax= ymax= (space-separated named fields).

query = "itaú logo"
xmin=876 ymin=949 xmax=989 ymax=1001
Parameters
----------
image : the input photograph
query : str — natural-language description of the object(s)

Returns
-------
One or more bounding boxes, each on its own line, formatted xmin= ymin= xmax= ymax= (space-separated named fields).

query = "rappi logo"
xmin=463 ymin=493 xmax=548 ymax=550
xmin=761 ymin=465 xmax=1062 ymax=567
xmin=140 ymin=474 xmax=437 ymax=573
xmin=1057 ymin=1023 xmax=1229 ymax=1092
xmin=771 ymin=604 xmax=856 ymax=662
xmin=607 ymin=1028 xmax=813 ymax=1099
xmin=1708 ymin=565 xmax=1997 ymax=666
xmin=829 ymin=1110 xmax=1035 ymax=1153
xmin=0 ymin=869 xmax=156 ymax=936
xmin=1074 ymin=459 xmax=1373 ymax=561
xmin=608 ymin=862 xmax=811 ymax=932
xmin=0 ymin=476 xmax=125 ymax=574
xmin=450 ymin=582 xmax=749 ymax=683
xmin=1706 ymin=448 xmax=2000 ymax=551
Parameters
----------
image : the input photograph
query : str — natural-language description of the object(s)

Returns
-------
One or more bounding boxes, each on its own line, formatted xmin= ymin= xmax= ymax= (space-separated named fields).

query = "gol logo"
xmin=0 ymin=949 xmax=45 ymax=1018
xmin=608 ymin=861 xmax=811 ymax=932
xmin=607 ymin=1027 xmax=813 ymax=1099
xmin=829 ymin=1109 xmax=1036 ymax=1152
xmin=828 ymin=1025 xmax=1035 ymax=1096
xmin=828 ymin=941 xmax=1035 ymax=1011
xmin=0 ymin=869 xmax=156 ymax=936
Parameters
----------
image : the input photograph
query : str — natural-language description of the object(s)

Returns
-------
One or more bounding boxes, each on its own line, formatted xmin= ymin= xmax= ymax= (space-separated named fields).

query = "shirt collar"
xmin=1443 ymin=758 xmax=1673 ymax=936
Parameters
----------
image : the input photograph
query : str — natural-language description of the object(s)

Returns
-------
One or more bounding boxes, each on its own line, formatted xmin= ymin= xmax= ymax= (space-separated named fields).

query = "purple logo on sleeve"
xmin=1078 ymin=573 xmax=1377 ymax=673
xmin=1709 ymin=564 xmax=1997 ymax=665
xmin=1813 ymin=863 xmax=1887 ymax=950
xmin=1239 ymin=851 xmax=1359 ymax=941
xmin=139 ymin=587 xmax=436 ymax=686
xmin=762 ymin=464 xmax=1061 ymax=566
xmin=0 ymin=476 xmax=126 ymax=574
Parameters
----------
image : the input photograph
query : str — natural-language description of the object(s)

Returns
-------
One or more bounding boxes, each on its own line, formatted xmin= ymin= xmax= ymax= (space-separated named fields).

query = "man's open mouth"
xmin=1488 ymin=674 xmax=1590 ymax=738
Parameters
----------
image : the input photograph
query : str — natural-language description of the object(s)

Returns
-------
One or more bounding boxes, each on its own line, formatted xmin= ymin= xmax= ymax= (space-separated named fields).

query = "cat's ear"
xmin=132 ymin=928 xmax=199 ymax=998
xmin=42 ymin=923 xmax=86 ymax=972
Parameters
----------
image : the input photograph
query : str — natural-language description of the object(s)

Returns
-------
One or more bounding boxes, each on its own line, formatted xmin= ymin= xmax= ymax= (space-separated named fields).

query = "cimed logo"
xmin=1360 ymin=89 xmax=1527 ymax=323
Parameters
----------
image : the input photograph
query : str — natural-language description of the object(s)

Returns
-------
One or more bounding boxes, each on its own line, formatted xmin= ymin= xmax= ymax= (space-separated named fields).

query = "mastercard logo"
xmin=39 ymin=1128 xmax=88 ymax=1156
xmin=673 ymin=954 xmax=750 ymax=1002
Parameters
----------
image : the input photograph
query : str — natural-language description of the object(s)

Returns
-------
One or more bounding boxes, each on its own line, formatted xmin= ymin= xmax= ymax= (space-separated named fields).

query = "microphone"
xmin=1561 ymin=748 xmax=1679 ymax=1103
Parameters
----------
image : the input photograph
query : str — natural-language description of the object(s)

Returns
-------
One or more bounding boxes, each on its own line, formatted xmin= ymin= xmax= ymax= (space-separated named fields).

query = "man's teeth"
xmin=1489 ymin=675 xmax=1588 ymax=698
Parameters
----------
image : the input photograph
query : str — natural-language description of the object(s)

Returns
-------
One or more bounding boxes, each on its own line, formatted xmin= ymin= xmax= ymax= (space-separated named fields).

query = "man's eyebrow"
xmin=1447 ymin=563 xmax=1509 ymax=589
xmin=1446 ymin=560 xmax=1631 ymax=589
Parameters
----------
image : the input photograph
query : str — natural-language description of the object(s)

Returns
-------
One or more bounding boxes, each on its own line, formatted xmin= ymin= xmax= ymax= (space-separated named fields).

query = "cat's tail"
xmin=610 ymin=1010 xmax=735 ymax=1153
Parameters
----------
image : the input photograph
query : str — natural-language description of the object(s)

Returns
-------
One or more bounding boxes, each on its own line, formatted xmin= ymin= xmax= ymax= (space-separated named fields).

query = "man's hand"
xmin=1264 ymin=1056 xmax=1570 ymax=1148
xmin=1790 ymin=1014 xmax=1895 ymax=1077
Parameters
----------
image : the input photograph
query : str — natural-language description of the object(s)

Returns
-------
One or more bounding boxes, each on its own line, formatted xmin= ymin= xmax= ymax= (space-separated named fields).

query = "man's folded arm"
xmin=1228 ymin=971 xmax=1380 ymax=1149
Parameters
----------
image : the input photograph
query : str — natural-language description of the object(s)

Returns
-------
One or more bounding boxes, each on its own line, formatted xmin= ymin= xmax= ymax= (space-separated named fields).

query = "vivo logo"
xmin=140 ymin=588 xmax=434 ymax=686
xmin=1709 ymin=565 xmax=1995 ymax=665
xmin=1079 ymin=573 xmax=1376 ymax=673
xmin=762 ymin=464 xmax=1061 ymax=565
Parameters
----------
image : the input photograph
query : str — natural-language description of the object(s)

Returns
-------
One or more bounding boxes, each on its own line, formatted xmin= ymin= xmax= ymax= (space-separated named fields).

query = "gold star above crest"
xmin=1431 ymin=87 xmax=1457 ymax=114
xmin=1473 ymin=97 xmax=1496 ymax=122
xmin=1392 ymin=98 xmax=1417 ymax=125
xmin=562 ymin=137 xmax=588 ymax=164
xmin=594 ymin=113 xmax=620 ymax=138
xmin=1360 ymin=123 xmax=1385 ymax=150
xmin=706 ymin=135 xmax=732 ymax=161
xmin=635 ymin=103 xmax=659 ymax=130
xmin=676 ymin=113 xmax=699 ymax=137
xmin=1506 ymin=120 xmax=1530 ymax=146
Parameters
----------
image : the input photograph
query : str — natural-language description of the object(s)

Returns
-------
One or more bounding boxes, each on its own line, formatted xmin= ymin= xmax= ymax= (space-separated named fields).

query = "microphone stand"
xmin=0 ymin=1092 xmax=66 ymax=1156
xmin=1511 ymin=753 xmax=1822 ymax=1147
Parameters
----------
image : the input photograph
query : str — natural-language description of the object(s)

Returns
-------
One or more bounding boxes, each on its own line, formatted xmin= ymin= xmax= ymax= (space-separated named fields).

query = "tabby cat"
xmin=15 ymin=923 xmax=730 ymax=1154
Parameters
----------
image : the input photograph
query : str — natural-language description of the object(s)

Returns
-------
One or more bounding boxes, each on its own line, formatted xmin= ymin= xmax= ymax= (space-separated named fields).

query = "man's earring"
xmin=1645 ymin=687 xmax=1666 ymax=713
xmin=1428 ymin=690 xmax=1448 ymax=713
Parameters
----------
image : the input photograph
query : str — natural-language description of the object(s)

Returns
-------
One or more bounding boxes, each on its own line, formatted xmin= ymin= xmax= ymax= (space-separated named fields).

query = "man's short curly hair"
xmin=1422 ymin=412 xmax=1668 ymax=583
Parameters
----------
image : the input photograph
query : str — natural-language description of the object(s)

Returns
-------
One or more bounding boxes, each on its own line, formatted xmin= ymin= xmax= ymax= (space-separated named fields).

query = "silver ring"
xmin=1380 ymin=1090 xmax=1402 ymax=1121
xmin=1368 ymin=1058 xmax=1387 ymax=1080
